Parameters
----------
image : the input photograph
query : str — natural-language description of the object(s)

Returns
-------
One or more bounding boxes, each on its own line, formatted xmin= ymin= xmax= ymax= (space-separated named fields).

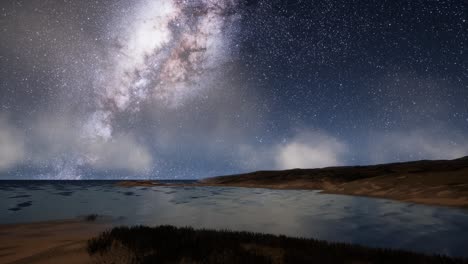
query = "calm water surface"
xmin=1 ymin=180 xmax=468 ymax=257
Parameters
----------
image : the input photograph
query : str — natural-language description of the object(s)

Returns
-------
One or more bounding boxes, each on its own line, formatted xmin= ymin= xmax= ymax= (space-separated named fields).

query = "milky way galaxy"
xmin=0 ymin=0 xmax=466 ymax=179
xmin=87 ymin=0 xmax=240 ymax=141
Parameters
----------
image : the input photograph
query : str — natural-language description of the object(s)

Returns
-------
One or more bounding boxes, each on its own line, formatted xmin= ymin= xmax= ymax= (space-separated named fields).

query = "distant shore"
xmin=118 ymin=156 xmax=468 ymax=209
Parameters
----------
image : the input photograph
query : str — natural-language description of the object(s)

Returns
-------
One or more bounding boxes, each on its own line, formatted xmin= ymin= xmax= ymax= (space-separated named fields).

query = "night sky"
xmin=0 ymin=0 xmax=467 ymax=179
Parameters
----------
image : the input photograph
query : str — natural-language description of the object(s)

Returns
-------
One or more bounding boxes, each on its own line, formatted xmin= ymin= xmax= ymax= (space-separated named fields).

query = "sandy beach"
xmin=0 ymin=219 xmax=110 ymax=264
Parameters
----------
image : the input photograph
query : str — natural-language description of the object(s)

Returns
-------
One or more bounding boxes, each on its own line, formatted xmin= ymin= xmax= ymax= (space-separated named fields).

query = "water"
xmin=1 ymin=180 xmax=468 ymax=257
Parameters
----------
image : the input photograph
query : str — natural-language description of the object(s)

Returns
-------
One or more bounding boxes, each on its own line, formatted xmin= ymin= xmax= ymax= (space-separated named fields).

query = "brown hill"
xmin=202 ymin=157 xmax=468 ymax=208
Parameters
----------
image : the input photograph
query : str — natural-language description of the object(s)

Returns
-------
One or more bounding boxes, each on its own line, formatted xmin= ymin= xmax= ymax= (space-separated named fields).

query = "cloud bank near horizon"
xmin=2 ymin=113 xmax=468 ymax=178
xmin=0 ymin=115 xmax=153 ymax=178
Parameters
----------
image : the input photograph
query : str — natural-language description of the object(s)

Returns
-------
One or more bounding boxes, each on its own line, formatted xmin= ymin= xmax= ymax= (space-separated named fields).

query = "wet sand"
xmin=0 ymin=219 xmax=110 ymax=264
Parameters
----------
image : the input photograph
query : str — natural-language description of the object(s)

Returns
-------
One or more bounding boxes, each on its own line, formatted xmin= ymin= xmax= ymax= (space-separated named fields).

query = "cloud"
xmin=237 ymin=144 xmax=274 ymax=170
xmin=274 ymin=131 xmax=348 ymax=169
xmin=0 ymin=114 xmax=153 ymax=177
xmin=238 ymin=130 xmax=349 ymax=171
xmin=369 ymin=126 xmax=468 ymax=163
xmin=84 ymin=134 xmax=153 ymax=173
xmin=0 ymin=117 xmax=26 ymax=171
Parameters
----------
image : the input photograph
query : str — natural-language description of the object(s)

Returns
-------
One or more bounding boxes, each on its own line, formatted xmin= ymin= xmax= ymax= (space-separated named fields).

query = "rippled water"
xmin=1 ymin=180 xmax=468 ymax=257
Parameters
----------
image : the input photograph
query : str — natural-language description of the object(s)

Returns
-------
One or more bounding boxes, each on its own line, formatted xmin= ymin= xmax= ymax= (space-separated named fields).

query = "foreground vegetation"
xmin=88 ymin=225 xmax=467 ymax=264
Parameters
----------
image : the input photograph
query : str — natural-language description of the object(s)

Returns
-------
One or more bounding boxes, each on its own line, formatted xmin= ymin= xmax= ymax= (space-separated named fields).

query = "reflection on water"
xmin=1 ymin=180 xmax=468 ymax=257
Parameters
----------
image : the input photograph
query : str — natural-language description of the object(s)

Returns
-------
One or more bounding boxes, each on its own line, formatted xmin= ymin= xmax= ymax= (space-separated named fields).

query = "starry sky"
xmin=0 ymin=0 xmax=467 ymax=179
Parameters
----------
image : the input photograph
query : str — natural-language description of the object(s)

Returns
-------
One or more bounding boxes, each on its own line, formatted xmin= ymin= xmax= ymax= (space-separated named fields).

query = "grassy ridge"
xmin=88 ymin=225 xmax=467 ymax=264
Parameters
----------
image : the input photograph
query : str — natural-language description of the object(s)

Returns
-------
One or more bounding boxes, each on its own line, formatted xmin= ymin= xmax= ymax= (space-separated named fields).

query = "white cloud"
xmin=0 ymin=115 xmax=153 ymax=176
xmin=369 ymin=126 xmax=468 ymax=163
xmin=274 ymin=131 xmax=348 ymax=169
xmin=237 ymin=130 xmax=349 ymax=171
xmin=0 ymin=117 xmax=26 ymax=171
xmin=84 ymin=134 xmax=153 ymax=173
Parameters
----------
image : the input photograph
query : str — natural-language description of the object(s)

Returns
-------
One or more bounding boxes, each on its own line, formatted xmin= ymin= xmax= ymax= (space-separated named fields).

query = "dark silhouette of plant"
xmin=88 ymin=225 xmax=467 ymax=264
xmin=85 ymin=214 xmax=98 ymax=222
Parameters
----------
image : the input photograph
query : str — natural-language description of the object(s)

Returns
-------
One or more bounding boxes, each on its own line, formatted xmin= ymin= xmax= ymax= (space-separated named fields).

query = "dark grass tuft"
xmin=85 ymin=214 xmax=99 ymax=222
xmin=87 ymin=225 xmax=467 ymax=264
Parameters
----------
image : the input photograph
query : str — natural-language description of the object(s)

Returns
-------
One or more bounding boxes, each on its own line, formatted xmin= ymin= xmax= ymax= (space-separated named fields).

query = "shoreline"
xmin=116 ymin=180 xmax=468 ymax=209
xmin=116 ymin=156 xmax=468 ymax=209
xmin=198 ymin=156 xmax=468 ymax=209
xmin=209 ymin=183 xmax=468 ymax=209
